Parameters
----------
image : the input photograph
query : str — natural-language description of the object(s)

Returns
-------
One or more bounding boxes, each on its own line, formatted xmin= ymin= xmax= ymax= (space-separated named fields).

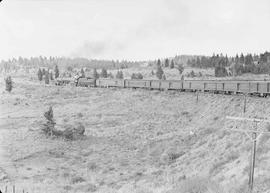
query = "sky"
xmin=0 ymin=0 xmax=270 ymax=61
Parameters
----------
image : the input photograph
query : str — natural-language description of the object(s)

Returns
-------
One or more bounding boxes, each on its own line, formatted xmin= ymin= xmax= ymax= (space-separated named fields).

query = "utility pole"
xmin=226 ymin=116 xmax=270 ymax=192
xmin=243 ymin=94 xmax=247 ymax=113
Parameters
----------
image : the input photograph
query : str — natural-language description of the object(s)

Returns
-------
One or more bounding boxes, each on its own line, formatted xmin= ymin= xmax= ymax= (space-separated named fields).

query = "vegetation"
xmin=131 ymin=73 xmax=143 ymax=79
xmin=116 ymin=70 xmax=124 ymax=79
xmin=5 ymin=76 xmax=13 ymax=92
xmin=37 ymin=68 xmax=43 ymax=81
xmin=45 ymin=71 xmax=50 ymax=84
xmin=54 ymin=65 xmax=59 ymax=79
xmin=93 ymin=68 xmax=99 ymax=79
xmin=42 ymin=106 xmax=56 ymax=135
xmin=80 ymin=68 xmax=85 ymax=78
xmin=50 ymin=71 xmax=54 ymax=80
xmin=100 ymin=68 xmax=108 ymax=78
xmin=156 ymin=60 xmax=165 ymax=80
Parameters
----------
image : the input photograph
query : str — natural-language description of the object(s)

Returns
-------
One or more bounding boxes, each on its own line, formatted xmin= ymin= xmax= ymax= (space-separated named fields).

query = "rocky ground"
xmin=0 ymin=76 xmax=270 ymax=193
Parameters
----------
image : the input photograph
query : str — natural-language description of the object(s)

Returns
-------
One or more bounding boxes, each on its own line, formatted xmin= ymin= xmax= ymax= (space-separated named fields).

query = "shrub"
xmin=5 ymin=76 xmax=13 ymax=92
xmin=42 ymin=106 xmax=56 ymax=135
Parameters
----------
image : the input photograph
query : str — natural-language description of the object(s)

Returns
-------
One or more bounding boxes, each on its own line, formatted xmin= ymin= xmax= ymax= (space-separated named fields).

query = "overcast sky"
xmin=0 ymin=0 xmax=269 ymax=61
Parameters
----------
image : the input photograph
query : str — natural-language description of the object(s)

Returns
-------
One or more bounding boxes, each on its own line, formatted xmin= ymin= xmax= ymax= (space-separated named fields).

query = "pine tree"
xmin=5 ymin=76 xmax=13 ymax=92
xmin=116 ymin=71 xmax=124 ymax=79
xmin=100 ymin=68 xmax=108 ymax=78
xmin=38 ymin=68 xmax=43 ymax=81
xmin=170 ymin=60 xmax=174 ymax=69
xmin=54 ymin=65 xmax=59 ymax=79
xmin=157 ymin=59 xmax=161 ymax=67
xmin=81 ymin=68 xmax=85 ymax=78
xmin=45 ymin=71 xmax=50 ymax=84
xmin=93 ymin=68 xmax=99 ymax=79
xmin=156 ymin=65 xmax=164 ymax=80
xmin=164 ymin=58 xmax=170 ymax=67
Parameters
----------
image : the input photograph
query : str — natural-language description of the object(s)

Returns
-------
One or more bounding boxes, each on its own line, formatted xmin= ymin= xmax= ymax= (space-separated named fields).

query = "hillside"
xmin=0 ymin=77 xmax=270 ymax=193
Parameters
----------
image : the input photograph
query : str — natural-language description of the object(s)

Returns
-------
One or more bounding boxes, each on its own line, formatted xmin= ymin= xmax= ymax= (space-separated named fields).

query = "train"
xmin=56 ymin=77 xmax=270 ymax=96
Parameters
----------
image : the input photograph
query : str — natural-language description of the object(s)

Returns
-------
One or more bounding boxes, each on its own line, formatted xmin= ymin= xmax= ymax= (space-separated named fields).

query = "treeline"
xmin=0 ymin=56 xmax=142 ymax=73
xmin=187 ymin=51 xmax=270 ymax=76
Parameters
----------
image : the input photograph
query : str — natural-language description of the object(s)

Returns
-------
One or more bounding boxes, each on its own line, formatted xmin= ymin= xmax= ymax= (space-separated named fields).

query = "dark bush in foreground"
xmin=5 ymin=76 xmax=13 ymax=92
xmin=42 ymin=106 xmax=85 ymax=140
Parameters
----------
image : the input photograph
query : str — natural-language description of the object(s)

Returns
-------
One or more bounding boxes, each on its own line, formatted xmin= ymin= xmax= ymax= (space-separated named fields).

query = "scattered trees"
xmin=116 ymin=70 xmax=124 ymax=79
xmin=131 ymin=73 xmax=143 ymax=79
xmin=5 ymin=76 xmax=13 ymax=92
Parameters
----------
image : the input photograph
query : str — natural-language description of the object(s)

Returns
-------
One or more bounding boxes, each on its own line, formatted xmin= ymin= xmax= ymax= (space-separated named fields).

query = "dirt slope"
xmin=0 ymin=77 xmax=269 ymax=193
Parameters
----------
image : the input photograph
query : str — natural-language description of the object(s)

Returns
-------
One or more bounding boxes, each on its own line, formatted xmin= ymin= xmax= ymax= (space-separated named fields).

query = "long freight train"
xmin=56 ymin=77 xmax=270 ymax=96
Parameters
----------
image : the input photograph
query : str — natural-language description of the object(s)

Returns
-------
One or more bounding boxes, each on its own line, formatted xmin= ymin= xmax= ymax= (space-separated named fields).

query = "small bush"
xmin=5 ymin=76 xmax=13 ymax=92
xmin=42 ymin=106 xmax=56 ymax=135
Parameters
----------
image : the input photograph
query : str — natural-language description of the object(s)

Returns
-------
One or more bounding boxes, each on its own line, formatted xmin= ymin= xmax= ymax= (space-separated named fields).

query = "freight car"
xmin=56 ymin=77 xmax=270 ymax=96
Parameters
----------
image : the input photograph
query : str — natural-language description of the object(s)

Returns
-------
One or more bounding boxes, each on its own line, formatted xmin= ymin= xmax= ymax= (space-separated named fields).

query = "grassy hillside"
xmin=0 ymin=77 xmax=270 ymax=193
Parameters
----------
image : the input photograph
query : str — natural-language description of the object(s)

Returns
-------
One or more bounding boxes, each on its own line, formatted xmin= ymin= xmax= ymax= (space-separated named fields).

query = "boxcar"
xmin=125 ymin=80 xmax=151 ymax=88
xmin=224 ymin=82 xmax=238 ymax=92
xmin=77 ymin=78 xmax=96 ymax=87
xmin=97 ymin=79 xmax=125 ymax=88
xmin=190 ymin=81 xmax=204 ymax=91
xmin=168 ymin=80 xmax=183 ymax=90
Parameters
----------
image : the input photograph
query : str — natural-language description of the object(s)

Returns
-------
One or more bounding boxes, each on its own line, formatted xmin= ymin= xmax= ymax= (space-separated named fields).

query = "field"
xmin=0 ymin=75 xmax=270 ymax=193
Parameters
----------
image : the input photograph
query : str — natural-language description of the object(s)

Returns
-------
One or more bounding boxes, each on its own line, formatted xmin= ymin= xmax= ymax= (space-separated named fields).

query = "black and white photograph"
xmin=0 ymin=0 xmax=270 ymax=192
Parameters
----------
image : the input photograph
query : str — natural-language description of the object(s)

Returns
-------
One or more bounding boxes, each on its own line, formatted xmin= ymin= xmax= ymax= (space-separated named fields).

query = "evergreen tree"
xmin=42 ymin=68 xmax=46 ymax=75
xmin=93 ymin=68 xmax=99 ymax=79
xmin=116 ymin=70 xmax=124 ymax=79
xmin=5 ymin=76 xmax=13 ymax=92
xmin=54 ymin=65 xmax=59 ymax=79
xmin=164 ymin=58 xmax=170 ymax=67
xmin=190 ymin=70 xmax=195 ymax=78
xmin=156 ymin=65 xmax=164 ymax=80
xmin=45 ymin=71 xmax=50 ymax=84
xmin=38 ymin=68 xmax=43 ymax=81
xmin=170 ymin=60 xmax=175 ymax=69
xmin=100 ymin=68 xmax=108 ymax=78
xmin=177 ymin=64 xmax=184 ymax=75
xmin=81 ymin=68 xmax=85 ymax=78
xmin=157 ymin=59 xmax=161 ymax=67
